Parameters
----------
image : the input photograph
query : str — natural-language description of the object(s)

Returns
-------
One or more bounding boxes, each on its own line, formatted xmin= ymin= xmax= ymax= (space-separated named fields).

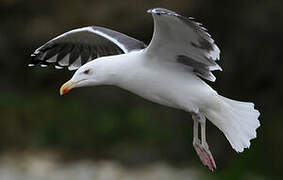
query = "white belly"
xmin=115 ymin=59 xmax=216 ymax=113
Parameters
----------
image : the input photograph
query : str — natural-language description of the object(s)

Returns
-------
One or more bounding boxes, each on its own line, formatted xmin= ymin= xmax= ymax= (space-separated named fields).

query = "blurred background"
xmin=0 ymin=0 xmax=282 ymax=179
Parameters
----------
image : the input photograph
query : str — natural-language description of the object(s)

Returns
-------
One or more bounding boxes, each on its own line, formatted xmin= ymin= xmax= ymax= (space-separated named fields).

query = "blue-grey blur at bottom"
xmin=0 ymin=0 xmax=282 ymax=179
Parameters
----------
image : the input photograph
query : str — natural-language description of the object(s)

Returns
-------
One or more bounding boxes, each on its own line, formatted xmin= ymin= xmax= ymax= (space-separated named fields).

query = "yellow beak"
xmin=59 ymin=80 xmax=77 ymax=95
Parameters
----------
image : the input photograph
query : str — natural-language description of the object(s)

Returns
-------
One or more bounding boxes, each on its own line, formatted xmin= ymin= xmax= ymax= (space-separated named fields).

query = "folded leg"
xmin=192 ymin=113 xmax=216 ymax=171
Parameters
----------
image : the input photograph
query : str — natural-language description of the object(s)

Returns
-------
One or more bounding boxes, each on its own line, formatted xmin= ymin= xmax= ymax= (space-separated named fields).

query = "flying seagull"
xmin=30 ymin=8 xmax=260 ymax=171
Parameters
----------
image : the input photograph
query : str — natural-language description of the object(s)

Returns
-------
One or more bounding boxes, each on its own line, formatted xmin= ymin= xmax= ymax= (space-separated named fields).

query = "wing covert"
xmin=146 ymin=8 xmax=221 ymax=81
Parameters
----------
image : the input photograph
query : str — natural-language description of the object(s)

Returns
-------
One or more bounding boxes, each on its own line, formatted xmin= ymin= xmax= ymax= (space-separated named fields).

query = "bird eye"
xmin=83 ymin=69 xmax=90 ymax=74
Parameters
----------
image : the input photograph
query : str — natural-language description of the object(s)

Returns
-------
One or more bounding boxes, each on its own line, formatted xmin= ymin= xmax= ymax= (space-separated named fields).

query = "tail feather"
xmin=204 ymin=95 xmax=260 ymax=152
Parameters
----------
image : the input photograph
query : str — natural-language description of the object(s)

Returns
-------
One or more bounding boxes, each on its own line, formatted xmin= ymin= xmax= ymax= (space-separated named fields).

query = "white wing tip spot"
xmin=207 ymin=44 xmax=220 ymax=61
xmin=55 ymin=65 xmax=63 ymax=69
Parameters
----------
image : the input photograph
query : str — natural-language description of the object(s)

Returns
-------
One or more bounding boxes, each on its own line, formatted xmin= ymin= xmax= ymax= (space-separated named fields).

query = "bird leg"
xmin=192 ymin=113 xmax=216 ymax=171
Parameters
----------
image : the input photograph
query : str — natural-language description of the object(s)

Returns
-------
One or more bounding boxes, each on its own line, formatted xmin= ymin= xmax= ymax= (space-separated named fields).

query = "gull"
xmin=30 ymin=8 xmax=260 ymax=171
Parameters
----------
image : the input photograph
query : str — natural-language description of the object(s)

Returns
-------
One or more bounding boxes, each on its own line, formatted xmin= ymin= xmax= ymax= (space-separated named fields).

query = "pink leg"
xmin=192 ymin=114 xmax=216 ymax=171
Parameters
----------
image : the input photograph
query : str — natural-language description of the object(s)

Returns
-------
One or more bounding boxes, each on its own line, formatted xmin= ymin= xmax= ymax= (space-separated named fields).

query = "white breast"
xmin=112 ymin=51 xmax=217 ymax=113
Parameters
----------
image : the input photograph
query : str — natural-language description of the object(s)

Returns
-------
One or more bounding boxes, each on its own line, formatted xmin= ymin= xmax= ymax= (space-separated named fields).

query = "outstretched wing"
xmin=146 ymin=8 xmax=221 ymax=81
xmin=30 ymin=26 xmax=147 ymax=70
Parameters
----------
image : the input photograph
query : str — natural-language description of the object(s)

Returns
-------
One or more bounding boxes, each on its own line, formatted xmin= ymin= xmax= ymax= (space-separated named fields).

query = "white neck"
xmin=92 ymin=50 xmax=145 ymax=86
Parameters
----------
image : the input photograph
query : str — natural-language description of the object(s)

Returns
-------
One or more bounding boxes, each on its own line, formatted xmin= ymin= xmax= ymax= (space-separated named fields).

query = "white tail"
xmin=204 ymin=95 xmax=260 ymax=152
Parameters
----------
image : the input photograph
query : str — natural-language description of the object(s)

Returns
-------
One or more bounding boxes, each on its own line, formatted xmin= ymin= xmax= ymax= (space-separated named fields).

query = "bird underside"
xmin=192 ymin=113 xmax=216 ymax=171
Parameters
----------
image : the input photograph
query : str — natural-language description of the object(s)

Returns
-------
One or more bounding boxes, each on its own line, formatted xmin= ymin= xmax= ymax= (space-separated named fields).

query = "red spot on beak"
xmin=63 ymin=88 xmax=70 ymax=94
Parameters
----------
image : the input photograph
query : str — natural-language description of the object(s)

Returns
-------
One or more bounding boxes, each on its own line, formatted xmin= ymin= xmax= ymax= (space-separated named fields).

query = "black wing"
xmin=30 ymin=26 xmax=147 ymax=70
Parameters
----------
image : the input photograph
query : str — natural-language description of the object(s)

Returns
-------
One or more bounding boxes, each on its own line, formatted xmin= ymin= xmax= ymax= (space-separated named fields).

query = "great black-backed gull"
xmin=30 ymin=8 xmax=260 ymax=171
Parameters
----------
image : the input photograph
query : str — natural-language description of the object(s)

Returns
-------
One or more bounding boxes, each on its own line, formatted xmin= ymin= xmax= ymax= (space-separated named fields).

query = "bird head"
xmin=60 ymin=61 xmax=103 ymax=95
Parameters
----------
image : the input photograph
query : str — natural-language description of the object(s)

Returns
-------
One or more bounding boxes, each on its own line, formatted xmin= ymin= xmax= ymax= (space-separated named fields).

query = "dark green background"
xmin=0 ymin=0 xmax=282 ymax=179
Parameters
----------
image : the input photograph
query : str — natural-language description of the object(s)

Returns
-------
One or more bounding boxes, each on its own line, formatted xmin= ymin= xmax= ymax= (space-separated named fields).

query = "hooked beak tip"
xmin=60 ymin=88 xmax=69 ymax=95
xmin=60 ymin=80 xmax=76 ymax=96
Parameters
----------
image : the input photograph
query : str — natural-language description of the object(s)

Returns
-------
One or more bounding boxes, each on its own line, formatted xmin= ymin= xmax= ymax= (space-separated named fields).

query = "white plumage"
xmin=30 ymin=8 xmax=260 ymax=171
